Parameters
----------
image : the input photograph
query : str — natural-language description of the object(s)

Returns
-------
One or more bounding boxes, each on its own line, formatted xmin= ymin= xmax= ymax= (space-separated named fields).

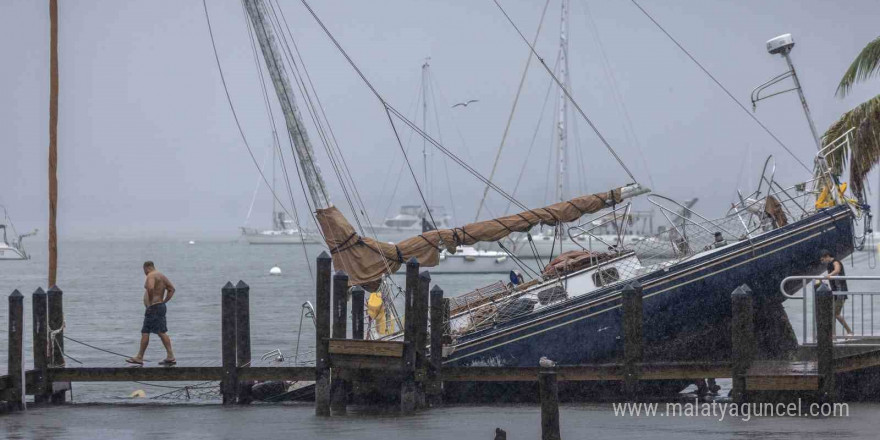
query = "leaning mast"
xmin=555 ymin=0 xmax=570 ymax=204
xmin=242 ymin=0 xmax=331 ymax=210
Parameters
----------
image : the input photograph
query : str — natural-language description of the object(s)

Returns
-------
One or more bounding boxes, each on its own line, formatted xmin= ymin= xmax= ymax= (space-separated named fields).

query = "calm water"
xmin=1 ymin=239 xmax=879 ymax=439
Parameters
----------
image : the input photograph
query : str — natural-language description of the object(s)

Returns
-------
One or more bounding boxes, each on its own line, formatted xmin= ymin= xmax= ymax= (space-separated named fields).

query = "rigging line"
xmin=241 ymin=1 xmax=316 ymax=275
xmin=270 ymin=2 xmax=378 ymax=242
xmin=426 ymin=68 xmax=457 ymax=224
xmin=384 ymin=104 xmax=439 ymax=229
xmin=297 ymin=0 xmax=529 ymax=213
xmin=244 ymin=144 xmax=274 ymax=225
xmin=490 ymin=0 xmax=638 ymax=183
xmin=63 ymin=335 xmax=129 ymax=359
xmin=379 ymin=77 xmax=424 ymax=221
xmin=581 ymin=0 xmax=655 ymax=190
xmin=628 ymin=0 xmax=812 ymax=174
xmin=505 ymin=56 xmax=561 ymax=216
xmin=476 ymin=0 xmax=553 ymax=222
xmin=387 ymin=105 xmax=530 ymax=212
xmin=202 ymin=0 xmax=302 ymax=230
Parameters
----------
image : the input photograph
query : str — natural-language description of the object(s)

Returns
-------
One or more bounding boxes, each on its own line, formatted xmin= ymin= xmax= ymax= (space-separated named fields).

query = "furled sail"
xmin=316 ymin=183 xmax=648 ymax=287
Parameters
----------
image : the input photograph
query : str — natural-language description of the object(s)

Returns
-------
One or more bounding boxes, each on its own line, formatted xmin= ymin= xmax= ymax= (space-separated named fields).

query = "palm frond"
xmin=836 ymin=36 xmax=880 ymax=98
xmin=822 ymin=94 xmax=880 ymax=195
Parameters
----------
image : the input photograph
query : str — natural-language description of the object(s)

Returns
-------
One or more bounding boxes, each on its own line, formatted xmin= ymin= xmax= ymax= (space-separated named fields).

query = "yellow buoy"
xmin=130 ymin=389 xmax=146 ymax=398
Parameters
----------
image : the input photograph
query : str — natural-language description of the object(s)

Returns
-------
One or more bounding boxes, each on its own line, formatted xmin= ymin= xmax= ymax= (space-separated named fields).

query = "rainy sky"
xmin=2 ymin=0 xmax=879 ymax=239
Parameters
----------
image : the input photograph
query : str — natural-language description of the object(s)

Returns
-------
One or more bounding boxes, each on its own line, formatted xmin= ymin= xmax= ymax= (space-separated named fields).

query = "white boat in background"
xmin=0 ymin=206 xmax=36 ymax=261
xmin=241 ymin=212 xmax=322 ymax=245
xmin=432 ymin=246 xmax=517 ymax=274
xmin=369 ymin=205 xmax=452 ymax=239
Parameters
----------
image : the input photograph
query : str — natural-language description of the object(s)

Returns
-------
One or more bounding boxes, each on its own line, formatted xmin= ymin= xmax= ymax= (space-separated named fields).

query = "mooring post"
xmin=815 ymin=283 xmax=835 ymax=403
xmin=414 ymin=270 xmax=431 ymax=408
xmin=538 ymin=369 xmax=561 ymax=440
xmin=220 ymin=281 xmax=238 ymax=405
xmin=330 ymin=270 xmax=349 ymax=415
xmin=235 ymin=280 xmax=252 ymax=404
xmin=730 ymin=284 xmax=755 ymax=403
xmin=47 ymin=285 xmax=68 ymax=403
xmin=7 ymin=290 xmax=25 ymax=411
xmin=314 ymin=251 xmax=333 ymax=416
xmin=351 ymin=286 xmax=365 ymax=340
xmin=400 ymin=257 xmax=419 ymax=414
xmin=32 ymin=287 xmax=50 ymax=403
xmin=622 ymin=281 xmax=643 ymax=401
xmin=428 ymin=284 xmax=445 ymax=406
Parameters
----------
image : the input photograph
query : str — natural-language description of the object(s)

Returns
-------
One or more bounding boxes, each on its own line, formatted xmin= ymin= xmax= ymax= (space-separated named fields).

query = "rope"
xmin=628 ymin=0 xmax=812 ymax=174
xmin=490 ymin=0 xmax=638 ymax=182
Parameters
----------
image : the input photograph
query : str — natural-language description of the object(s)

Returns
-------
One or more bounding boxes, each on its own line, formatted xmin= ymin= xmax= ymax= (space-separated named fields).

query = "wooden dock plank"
xmin=48 ymin=367 xmax=224 ymax=382
xmin=835 ymin=349 xmax=880 ymax=373
xmin=327 ymin=339 xmax=404 ymax=358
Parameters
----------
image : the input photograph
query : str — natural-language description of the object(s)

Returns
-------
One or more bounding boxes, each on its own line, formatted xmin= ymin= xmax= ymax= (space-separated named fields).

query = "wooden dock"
xmin=5 ymin=253 xmax=880 ymax=416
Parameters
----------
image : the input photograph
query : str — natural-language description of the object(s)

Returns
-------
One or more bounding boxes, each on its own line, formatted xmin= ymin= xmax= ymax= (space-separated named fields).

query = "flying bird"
xmin=452 ymin=99 xmax=479 ymax=108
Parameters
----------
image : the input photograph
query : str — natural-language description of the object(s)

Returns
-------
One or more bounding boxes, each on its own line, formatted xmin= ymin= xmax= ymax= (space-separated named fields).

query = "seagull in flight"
xmin=452 ymin=99 xmax=479 ymax=108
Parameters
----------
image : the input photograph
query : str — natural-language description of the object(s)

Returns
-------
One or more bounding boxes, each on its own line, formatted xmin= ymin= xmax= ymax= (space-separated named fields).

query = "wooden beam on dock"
xmin=730 ymin=284 xmax=755 ymax=402
xmin=42 ymin=366 xmax=315 ymax=383
xmin=47 ymin=285 xmax=68 ymax=403
xmin=32 ymin=288 xmax=50 ymax=403
xmin=815 ymin=283 xmax=836 ymax=402
xmin=330 ymin=270 xmax=349 ymax=415
xmin=538 ymin=370 xmax=561 ymax=440
xmin=6 ymin=290 xmax=25 ymax=411
xmin=427 ymin=284 xmax=444 ymax=405
xmin=220 ymin=282 xmax=237 ymax=405
xmin=328 ymin=339 xmax=404 ymax=357
xmin=440 ymin=362 xmax=731 ymax=382
xmin=400 ymin=257 xmax=419 ymax=414
xmin=351 ymin=286 xmax=365 ymax=340
xmin=235 ymin=280 xmax=252 ymax=404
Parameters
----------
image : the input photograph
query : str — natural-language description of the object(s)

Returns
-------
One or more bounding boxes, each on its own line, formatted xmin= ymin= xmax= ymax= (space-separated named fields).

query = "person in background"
xmin=126 ymin=261 xmax=177 ymax=365
xmin=820 ymin=249 xmax=853 ymax=338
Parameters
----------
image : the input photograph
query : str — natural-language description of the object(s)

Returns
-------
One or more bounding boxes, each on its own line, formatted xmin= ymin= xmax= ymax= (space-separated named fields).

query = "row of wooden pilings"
xmin=4 ymin=286 xmax=69 ymax=411
xmin=311 ymin=252 xmax=450 ymax=415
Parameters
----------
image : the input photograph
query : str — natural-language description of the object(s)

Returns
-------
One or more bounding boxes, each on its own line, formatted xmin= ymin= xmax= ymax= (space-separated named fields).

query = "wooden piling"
xmin=7 ymin=290 xmax=25 ymax=411
xmin=415 ymin=270 xmax=431 ymax=408
xmin=730 ymin=284 xmax=755 ymax=403
xmin=235 ymin=280 xmax=252 ymax=404
xmin=32 ymin=288 xmax=50 ymax=403
xmin=622 ymin=281 xmax=643 ymax=401
xmin=428 ymin=284 xmax=444 ymax=405
xmin=351 ymin=286 xmax=365 ymax=340
xmin=314 ymin=251 xmax=333 ymax=416
xmin=330 ymin=270 xmax=349 ymax=415
xmin=815 ymin=283 xmax=835 ymax=403
xmin=538 ymin=370 xmax=561 ymax=440
xmin=220 ymin=281 xmax=237 ymax=405
xmin=47 ymin=285 xmax=67 ymax=403
xmin=400 ymin=257 xmax=419 ymax=414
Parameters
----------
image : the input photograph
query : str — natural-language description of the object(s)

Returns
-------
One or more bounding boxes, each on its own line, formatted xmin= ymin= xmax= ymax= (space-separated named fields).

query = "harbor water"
xmin=1 ymin=238 xmax=879 ymax=439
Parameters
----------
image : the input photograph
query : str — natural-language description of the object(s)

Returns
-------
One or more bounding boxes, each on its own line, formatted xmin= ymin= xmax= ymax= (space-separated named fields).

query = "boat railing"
xmin=567 ymin=202 xmax=634 ymax=254
xmin=780 ymin=275 xmax=880 ymax=345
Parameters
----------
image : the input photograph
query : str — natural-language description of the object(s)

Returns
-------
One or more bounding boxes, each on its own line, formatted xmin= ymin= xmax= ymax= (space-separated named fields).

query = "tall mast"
xmin=271 ymin=137 xmax=278 ymax=228
xmin=243 ymin=0 xmax=331 ymax=210
xmin=555 ymin=0 xmax=570 ymax=204
xmin=422 ymin=60 xmax=430 ymax=208
xmin=48 ymin=0 xmax=59 ymax=287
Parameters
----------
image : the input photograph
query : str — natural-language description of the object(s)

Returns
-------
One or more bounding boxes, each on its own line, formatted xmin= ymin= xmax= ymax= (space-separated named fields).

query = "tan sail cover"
xmin=316 ymin=189 xmax=622 ymax=287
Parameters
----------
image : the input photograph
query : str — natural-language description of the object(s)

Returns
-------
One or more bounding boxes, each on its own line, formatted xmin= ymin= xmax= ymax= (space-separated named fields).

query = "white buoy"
xmin=188 ymin=240 xmax=196 ymax=245
xmin=269 ymin=265 xmax=282 ymax=276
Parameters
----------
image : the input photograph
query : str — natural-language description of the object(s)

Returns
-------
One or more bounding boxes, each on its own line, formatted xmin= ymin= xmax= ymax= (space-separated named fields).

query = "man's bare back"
xmin=144 ymin=270 xmax=175 ymax=307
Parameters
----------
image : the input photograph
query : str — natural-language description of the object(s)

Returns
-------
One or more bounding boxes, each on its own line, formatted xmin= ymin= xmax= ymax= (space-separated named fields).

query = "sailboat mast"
xmin=271 ymin=137 xmax=278 ymax=228
xmin=555 ymin=0 xmax=570 ymax=204
xmin=243 ymin=0 xmax=331 ymax=210
xmin=422 ymin=60 xmax=430 ymax=208
xmin=48 ymin=0 xmax=59 ymax=287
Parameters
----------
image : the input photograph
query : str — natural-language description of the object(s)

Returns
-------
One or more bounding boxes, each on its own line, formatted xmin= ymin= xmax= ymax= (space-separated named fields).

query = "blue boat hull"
xmin=446 ymin=205 xmax=855 ymax=367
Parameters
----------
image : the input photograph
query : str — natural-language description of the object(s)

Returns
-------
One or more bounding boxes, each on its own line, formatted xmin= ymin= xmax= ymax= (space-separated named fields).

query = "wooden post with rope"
xmin=351 ymin=286 xmax=365 ymax=340
xmin=220 ymin=282 xmax=237 ymax=405
xmin=314 ymin=251 xmax=332 ymax=416
xmin=32 ymin=288 xmax=51 ymax=403
xmin=235 ymin=280 xmax=252 ymax=404
xmin=330 ymin=270 xmax=349 ymax=415
xmin=400 ymin=257 xmax=419 ymax=414
xmin=48 ymin=285 xmax=68 ymax=403
xmin=7 ymin=290 xmax=26 ymax=411
xmin=427 ymin=284 xmax=444 ymax=405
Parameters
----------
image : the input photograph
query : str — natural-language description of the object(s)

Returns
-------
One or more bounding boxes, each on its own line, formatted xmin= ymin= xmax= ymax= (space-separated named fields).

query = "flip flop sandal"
xmin=158 ymin=359 xmax=177 ymax=366
xmin=125 ymin=358 xmax=144 ymax=366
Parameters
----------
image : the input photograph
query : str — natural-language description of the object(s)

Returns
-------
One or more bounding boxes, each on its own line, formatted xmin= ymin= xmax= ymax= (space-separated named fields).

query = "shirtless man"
xmin=127 ymin=261 xmax=176 ymax=365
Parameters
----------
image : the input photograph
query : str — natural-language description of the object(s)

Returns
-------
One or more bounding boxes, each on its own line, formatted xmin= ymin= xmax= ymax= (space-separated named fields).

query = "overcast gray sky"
xmin=2 ymin=0 xmax=879 ymax=239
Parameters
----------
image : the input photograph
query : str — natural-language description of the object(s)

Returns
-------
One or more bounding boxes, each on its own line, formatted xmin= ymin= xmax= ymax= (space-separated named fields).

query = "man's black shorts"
xmin=141 ymin=303 xmax=168 ymax=334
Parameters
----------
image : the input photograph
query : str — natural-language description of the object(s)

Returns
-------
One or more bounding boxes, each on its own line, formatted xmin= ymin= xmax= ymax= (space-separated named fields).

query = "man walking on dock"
xmin=127 ymin=261 xmax=177 ymax=365
xmin=820 ymin=249 xmax=854 ymax=338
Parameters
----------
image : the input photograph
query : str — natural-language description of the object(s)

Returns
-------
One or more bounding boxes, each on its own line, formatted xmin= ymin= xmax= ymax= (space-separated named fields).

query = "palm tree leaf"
xmin=836 ymin=36 xmax=880 ymax=98
xmin=822 ymin=94 xmax=880 ymax=195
